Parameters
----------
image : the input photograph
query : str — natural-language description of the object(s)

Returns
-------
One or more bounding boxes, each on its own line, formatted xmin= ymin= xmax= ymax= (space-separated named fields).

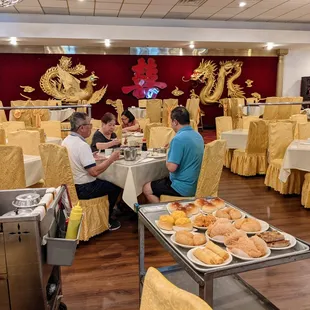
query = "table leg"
xmin=138 ymin=219 xmax=145 ymax=303
xmin=203 ymin=275 xmax=214 ymax=308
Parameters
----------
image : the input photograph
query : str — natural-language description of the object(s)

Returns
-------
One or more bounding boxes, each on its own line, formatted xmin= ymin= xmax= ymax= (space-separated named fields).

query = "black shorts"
xmin=151 ymin=177 xmax=182 ymax=198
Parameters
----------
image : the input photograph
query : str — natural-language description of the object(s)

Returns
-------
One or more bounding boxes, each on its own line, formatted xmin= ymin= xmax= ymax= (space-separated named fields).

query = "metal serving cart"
xmin=0 ymin=185 xmax=80 ymax=310
xmin=137 ymin=199 xmax=310 ymax=309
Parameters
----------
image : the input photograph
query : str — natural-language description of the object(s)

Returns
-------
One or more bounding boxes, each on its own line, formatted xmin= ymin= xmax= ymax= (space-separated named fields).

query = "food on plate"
xmin=194 ymin=198 xmax=209 ymax=208
xmin=224 ymin=231 xmax=268 ymax=258
xmin=257 ymin=231 xmax=290 ymax=248
xmin=209 ymin=197 xmax=226 ymax=209
xmin=208 ymin=218 xmax=237 ymax=238
xmin=201 ymin=201 xmax=218 ymax=213
xmin=193 ymin=214 xmax=216 ymax=228
xmin=174 ymin=217 xmax=193 ymax=230
xmin=167 ymin=202 xmax=183 ymax=212
xmin=171 ymin=210 xmax=187 ymax=221
xmin=157 ymin=215 xmax=174 ymax=231
xmin=215 ymin=208 xmax=242 ymax=221
xmin=234 ymin=218 xmax=261 ymax=232
xmin=175 ymin=231 xmax=206 ymax=246
xmin=204 ymin=240 xmax=229 ymax=260
xmin=183 ymin=203 xmax=199 ymax=217
xmin=168 ymin=202 xmax=199 ymax=217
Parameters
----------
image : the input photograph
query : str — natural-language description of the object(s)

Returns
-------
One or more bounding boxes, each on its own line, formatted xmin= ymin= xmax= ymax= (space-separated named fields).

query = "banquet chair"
xmin=0 ymin=101 xmax=7 ymax=122
xmin=301 ymin=173 xmax=310 ymax=208
xmin=40 ymin=120 xmax=62 ymax=138
xmin=146 ymin=99 xmax=162 ymax=123
xmin=0 ymin=129 xmax=5 ymax=145
xmin=144 ymin=123 xmax=163 ymax=148
xmin=138 ymin=99 xmax=147 ymax=108
xmin=19 ymin=127 xmax=45 ymax=143
xmin=91 ymin=119 xmax=102 ymax=129
xmin=85 ymin=127 xmax=98 ymax=146
xmin=10 ymin=100 xmax=33 ymax=126
xmin=298 ymin=123 xmax=310 ymax=140
xmin=215 ymin=116 xmax=233 ymax=168
xmin=229 ymin=98 xmax=244 ymax=129
xmin=190 ymin=119 xmax=198 ymax=131
xmin=137 ymin=118 xmax=150 ymax=133
xmin=0 ymin=145 xmax=26 ymax=189
xmin=140 ymin=267 xmax=212 ymax=310
xmin=0 ymin=121 xmax=25 ymax=137
xmin=231 ymin=120 xmax=268 ymax=176
xmin=160 ymin=140 xmax=226 ymax=202
xmin=114 ymin=125 xmax=122 ymax=141
xmin=242 ymin=116 xmax=259 ymax=130
xmin=149 ymin=127 xmax=175 ymax=149
xmin=39 ymin=143 xmax=109 ymax=241
xmin=186 ymin=98 xmax=200 ymax=126
xmin=162 ymin=99 xmax=178 ymax=127
xmin=264 ymin=122 xmax=304 ymax=194
xmin=290 ymin=114 xmax=308 ymax=138
xmin=61 ymin=122 xmax=71 ymax=140
xmin=7 ymin=130 xmax=41 ymax=156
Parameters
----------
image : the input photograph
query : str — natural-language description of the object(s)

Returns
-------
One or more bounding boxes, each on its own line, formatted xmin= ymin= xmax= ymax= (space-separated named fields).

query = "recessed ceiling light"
xmin=104 ymin=39 xmax=111 ymax=47
xmin=9 ymin=37 xmax=17 ymax=45
xmin=239 ymin=2 xmax=247 ymax=7
xmin=189 ymin=42 xmax=195 ymax=49
xmin=266 ymin=42 xmax=275 ymax=50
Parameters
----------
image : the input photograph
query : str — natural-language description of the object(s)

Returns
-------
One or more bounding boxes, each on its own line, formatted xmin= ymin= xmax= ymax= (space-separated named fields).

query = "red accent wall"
xmin=0 ymin=54 xmax=278 ymax=127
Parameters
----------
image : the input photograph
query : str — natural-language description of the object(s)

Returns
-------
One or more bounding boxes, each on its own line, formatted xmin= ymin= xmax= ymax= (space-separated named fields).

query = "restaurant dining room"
xmin=1 ymin=0 xmax=310 ymax=309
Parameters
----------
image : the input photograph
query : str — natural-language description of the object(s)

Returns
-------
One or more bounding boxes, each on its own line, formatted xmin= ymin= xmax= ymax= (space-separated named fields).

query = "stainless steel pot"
xmin=12 ymin=192 xmax=41 ymax=209
xmin=124 ymin=147 xmax=138 ymax=161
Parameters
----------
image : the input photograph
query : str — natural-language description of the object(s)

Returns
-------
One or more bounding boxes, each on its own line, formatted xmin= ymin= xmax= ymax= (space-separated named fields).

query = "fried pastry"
xmin=215 ymin=209 xmax=231 ymax=219
xmin=208 ymin=218 xmax=237 ymax=238
xmin=268 ymin=240 xmax=290 ymax=248
xmin=171 ymin=210 xmax=187 ymax=221
xmin=257 ymin=231 xmax=284 ymax=243
xmin=228 ymin=208 xmax=242 ymax=220
xmin=193 ymin=248 xmax=224 ymax=265
xmin=204 ymin=240 xmax=229 ymax=260
xmin=193 ymin=234 xmax=207 ymax=246
xmin=157 ymin=215 xmax=174 ymax=230
xmin=251 ymin=236 xmax=268 ymax=256
xmin=175 ymin=231 xmax=194 ymax=246
xmin=234 ymin=218 xmax=261 ymax=232
xmin=193 ymin=214 xmax=216 ymax=228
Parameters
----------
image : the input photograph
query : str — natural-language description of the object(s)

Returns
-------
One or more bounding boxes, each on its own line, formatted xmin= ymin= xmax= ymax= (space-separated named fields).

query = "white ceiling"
xmin=1 ymin=0 xmax=310 ymax=23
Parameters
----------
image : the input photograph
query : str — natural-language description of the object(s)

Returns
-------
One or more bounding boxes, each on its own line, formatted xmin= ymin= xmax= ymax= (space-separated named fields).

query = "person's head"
xmin=70 ymin=112 xmax=92 ymax=138
xmin=170 ymin=106 xmax=190 ymax=132
xmin=101 ymin=112 xmax=116 ymax=135
xmin=121 ymin=110 xmax=135 ymax=125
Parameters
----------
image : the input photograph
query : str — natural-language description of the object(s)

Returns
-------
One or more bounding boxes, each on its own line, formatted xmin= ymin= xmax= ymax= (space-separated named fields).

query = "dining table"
xmin=221 ymin=129 xmax=248 ymax=150
xmin=23 ymin=154 xmax=43 ymax=187
xmin=46 ymin=136 xmax=62 ymax=145
xmin=279 ymin=140 xmax=310 ymax=182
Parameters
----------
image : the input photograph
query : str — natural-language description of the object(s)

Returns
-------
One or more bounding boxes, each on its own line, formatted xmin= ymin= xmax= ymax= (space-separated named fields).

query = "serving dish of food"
xmin=212 ymin=207 xmax=245 ymax=221
xmin=233 ymin=218 xmax=269 ymax=234
xmin=256 ymin=230 xmax=296 ymax=250
xmin=170 ymin=231 xmax=207 ymax=248
xmin=191 ymin=213 xmax=217 ymax=230
xmin=167 ymin=201 xmax=199 ymax=217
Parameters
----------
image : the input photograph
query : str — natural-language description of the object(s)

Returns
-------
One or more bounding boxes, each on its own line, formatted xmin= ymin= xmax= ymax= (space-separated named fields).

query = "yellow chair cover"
xmin=298 ymin=123 xmax=310 ymax=140
xmin=144 ymin=123 xmax=163 ymax=148
xmin=190 ymin=119 xmax=198 ymax=131
xmin=0 ymin=129 xmax=5 ymax=145
xmin=160 ymin=140 xmax=226 ymax=202
xmin=186 ymin=98 xmax=200 ymax=125
xmin=0 ymin=121 xmax=25 ymax=137
xmin=264 ymin=122 xmax=303 ymax=194
xmin=91 ymin=119 xmax=102 ymax=129
xmin=31 ymin=100 xmax=50 ymax=127
xmin=242 ymin=116 xmax=259 ymax=130
xmin=19 ymin=127 xmax=45 ymax=143
xmin=114 ymin=125 xmax=122 ymax=141
xmin=290 ymin=114 xmax=307 ymax=138
xmin=301 ymin=173 xmax=310 ymax=208
xmin=7 ymin=130 xmax=40 ymax=156
xmin=246 ymin=97 xmax=258 ymax=104
xmin=140 ymin=267 xmax=212 ymax=310
xmin=40 ymin=120 xmax=62 ymax=138
xmin=0 ymin=145 xmax=26 ymax=189
xmin=0 ymin=101 xmax=7 ymax=122
xmin=231 ymin=120 xmax=268 ymax=176
xmin=85 ymin=127 xmax=98 ymax=146
xmin=138 ymin=99 xmax=147 ymax=108
xmin=39 ymin=143 xmax=109 ymax=241
xmin=149 ymin=127 xmax=175 ymax=149
xmin=162 ymin=99 xmax=178 ymax=127
xmin=10 ymin=100 xmax=32 ymax=126
xmin=229 ymin=98 xmax=244 ymax=129
xmin=146 ymin=99 xmax=162 ymax=123
xmin=219 ymin=98 xmax=231 ymax=117
xmin=61 ymin=122 xmax=71 ymax=140
xmin=137 ymin=118 xmax=150 ymax=133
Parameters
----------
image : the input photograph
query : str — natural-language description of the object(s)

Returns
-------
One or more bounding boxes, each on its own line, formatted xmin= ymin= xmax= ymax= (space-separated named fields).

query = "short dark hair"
xmin=121 ymin=110 xmax=135 ymax=123
xmin=70 ymin=112 xmax=88 ymax=132
xmin=171 ymin=107 xmax=190 ymax=125
xmin=101 ymin=112 xmax=116 ymax=124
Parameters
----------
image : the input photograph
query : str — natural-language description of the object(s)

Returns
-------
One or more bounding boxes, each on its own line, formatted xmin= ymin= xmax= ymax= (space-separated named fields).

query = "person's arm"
xmin=166 ymin=162 xmax=178 ymax=172
xmin=87 ymin=151 xmax=120 ymax=177
xmin=96 ymin=139 xmax=120 ymax=150
xmin=122 ymin=120 xmax=140 ymax=132
xmin=166 ymin=139 xmax=182 ymax=173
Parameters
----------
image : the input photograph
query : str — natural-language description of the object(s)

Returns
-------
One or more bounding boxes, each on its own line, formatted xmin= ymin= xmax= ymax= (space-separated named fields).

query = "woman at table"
xmin=91 ymin=112 xmax=121 ymax=152
xmin=121 ymin=110 xmax=140 ymax=133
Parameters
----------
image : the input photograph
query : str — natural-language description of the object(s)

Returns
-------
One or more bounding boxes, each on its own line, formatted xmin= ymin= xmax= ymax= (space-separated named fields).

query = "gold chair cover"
xmin=31 ymin=100 xmax=50 ymax=127
xmin=0 ymin=129 xmax=5 ymax=145
xmin=0 ymin=145 xmax=26 ymax=189
xmin=19 ymin=127 xmax=45 ymax=143
xmin=186 ymin=98 xmax=200 ymax=125
xmin=138 ymin=99 xmax=147 ymax=108
xmin=7 ymin=130 xmax=40 ymax=156
xmin=0 ymin=121 xmax=25 ymax=137
xmin=298 ymin=123 xmax=310 ymax=140
xmin=91 ymin=119 xmax=102 ymax=129
xmin=114 ymin=125 xmax=122 ymax=141
xmin=137 ymin=118 xmax=150 ymax=133
xmin=140 ymin=267 xmax=212 ymax=310
xmin=10 ymin=100 xmax=33 ymax=126
xmin=85 ymin=127 xmax=98 ymax=146
xmin=39 ymin=143 xmax=109 ymax=241
xmin=40 ymin=120 xmax=62 ymax=138
xmin=231 ymin=120 xmax=268 ymax=176
xmin=290 ymin=114 xmax=307 ymax=138
xmin=229 ymin=98 xmax=244 ymax=129
xmin=149 ymin=127 xmax=175 ymax=149
xmin=190 ymin=119 xmax=198 ymax=131
xmin=160 ymin=140 xmax=226 ymax=202
xmin=301 ymin=173 xmax=310 ymax=208
xmin=144 ymin=123 xmax=163 ymax=148
xmin=0 ymin=101 xmax=7 ymax=122
xmin=264 ymin=122 xmax=303 ymax=194
xmin=246 ymin=97 xmax=258 ymax=104
xmin=146 ymin=99 xmax=162 ymax=123
xmin=219 ymin=98 xmax=231 ymax=117
xmin=242 ymin=116 xmax=259 ymax=130
xmin=61 ymin=122 xmax=71 ymax=140
xmin=162 ymin=99 xmax=178 ymax=127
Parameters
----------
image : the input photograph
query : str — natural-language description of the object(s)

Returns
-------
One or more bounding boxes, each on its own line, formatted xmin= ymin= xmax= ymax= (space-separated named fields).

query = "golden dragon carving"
xmin=183 ymin=59 xmax=245 ymax=105
xmin=106 ymin=99 xmax=124 ymax=125
xmin=40 ymin=56 xmax=107 ymax=104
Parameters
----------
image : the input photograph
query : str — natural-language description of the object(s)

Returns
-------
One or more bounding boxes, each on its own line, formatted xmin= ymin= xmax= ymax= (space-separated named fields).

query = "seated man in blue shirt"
xmin=143 ymin=106 xmax=204 ymax=203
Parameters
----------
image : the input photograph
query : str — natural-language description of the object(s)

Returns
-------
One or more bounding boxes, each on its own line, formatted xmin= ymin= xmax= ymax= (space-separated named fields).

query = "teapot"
xmin=124 ymin=147 xmax=138 ymax=161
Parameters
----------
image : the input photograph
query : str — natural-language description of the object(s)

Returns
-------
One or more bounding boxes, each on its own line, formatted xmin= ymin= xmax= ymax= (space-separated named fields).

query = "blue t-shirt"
xmin=167 ymin=126 xmax=204 ymax=196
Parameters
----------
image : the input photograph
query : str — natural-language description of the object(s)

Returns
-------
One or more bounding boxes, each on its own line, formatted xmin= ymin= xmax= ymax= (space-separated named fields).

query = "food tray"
xmin=138 ymin=199 xmax=310 ymax=273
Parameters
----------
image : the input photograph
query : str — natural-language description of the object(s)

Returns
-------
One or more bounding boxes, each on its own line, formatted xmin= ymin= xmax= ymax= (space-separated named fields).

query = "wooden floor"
xmin=62 ymin=130 xmax=310 ymax=310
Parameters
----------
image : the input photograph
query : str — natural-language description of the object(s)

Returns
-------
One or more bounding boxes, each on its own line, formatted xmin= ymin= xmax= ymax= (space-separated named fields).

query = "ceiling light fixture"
xmin=0 ymin=0 xmax=23 ymax=7
xmin=189 ymin=42 xmax=195 ymax=49
xmin=104 ymin=39 xmax=111 ymax=47
xmin=239 ymin=2 xmax=247 ymax=7
xmin=9 ymin=37 xmax=17 ymax=45
xmin=266 ymin=42 xmax=275 ymax=50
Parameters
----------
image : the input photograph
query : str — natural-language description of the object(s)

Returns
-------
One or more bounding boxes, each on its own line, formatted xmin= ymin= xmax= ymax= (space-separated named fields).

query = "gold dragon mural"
xmin=183 ymin=59 xmax=246 ymax=105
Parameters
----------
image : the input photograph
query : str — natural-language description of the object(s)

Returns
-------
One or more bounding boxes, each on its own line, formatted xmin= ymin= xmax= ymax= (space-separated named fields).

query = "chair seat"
xmin=160 ymin=195 xmax=192 ymax=203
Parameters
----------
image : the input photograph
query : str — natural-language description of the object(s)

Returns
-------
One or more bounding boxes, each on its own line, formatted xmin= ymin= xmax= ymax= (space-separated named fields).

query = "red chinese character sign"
xmin=122 ymin=58 xmax=167 ymax=99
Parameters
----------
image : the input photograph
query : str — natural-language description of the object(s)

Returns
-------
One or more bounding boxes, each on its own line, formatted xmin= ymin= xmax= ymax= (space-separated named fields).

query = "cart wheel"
xmin=59 ymin=302 xmax=67 ymax=310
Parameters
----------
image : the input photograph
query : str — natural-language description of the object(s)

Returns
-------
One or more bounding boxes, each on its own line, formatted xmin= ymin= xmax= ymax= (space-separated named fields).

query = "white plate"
xmin=234 ymin=218 xmax=269 ymax=234
xmin=191 ymin=213 xmax=215 ymax=230
xmin=155 ymin=220 xmax=175 ymax=234
xmin=133 ymin=132 xmax=144 ymax=137
xmin=212 ymin=208 xmax=246 ymax=221
xmin=170 ymin=232 xmax=207 ymax=249
xmin=187 ymin=246 xmax=233 ymax=268
xmin=264 ymin=232 xmax=297 ymax=251
xmin=226 ymin=247 xmax=271 ymax=261
xmin=205 ymin=231 xmax=226 ymax=244
xmin=148 ymin=153 xmax=167 ymax=158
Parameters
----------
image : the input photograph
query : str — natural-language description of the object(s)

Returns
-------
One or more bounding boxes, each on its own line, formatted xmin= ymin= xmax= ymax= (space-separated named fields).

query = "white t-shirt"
xmin=62 ymin=133 xmax=96 ymax=185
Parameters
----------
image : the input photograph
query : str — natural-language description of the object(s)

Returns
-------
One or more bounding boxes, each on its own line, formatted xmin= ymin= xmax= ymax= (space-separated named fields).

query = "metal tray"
xmin=139 ymin=199 xmax=310 ymax=274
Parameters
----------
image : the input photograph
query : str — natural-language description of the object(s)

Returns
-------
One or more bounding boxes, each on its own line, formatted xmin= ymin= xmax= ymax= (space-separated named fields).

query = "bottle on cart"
xmin=65 ymin=202 xmax=83 ymax=239
xmin=142 ymin=138 xmax=147 ymax=151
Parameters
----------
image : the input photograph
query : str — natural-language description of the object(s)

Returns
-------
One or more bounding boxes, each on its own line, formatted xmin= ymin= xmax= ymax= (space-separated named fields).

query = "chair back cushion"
xmin=40 ymin=120 xmax=62 ymax=138
xmin=7 ymin=130 xmax=40 ymax=156
xmin=144 ymin=122 xmax=163 ymax=147
xmin=149 ymin=127 xmax=175 ymax=149
xmin=0 ymin=128 xmax=5 ymax=145
xmin=146 ymin=99 xmax=162 ymax=123
xmin=162 ymin=99 xmax=178 ymax=127
xmin=1 ymin=121 xmax=25 ymax=137
xmin=246 ymin=120 xmax=268 ymax=154
xmin=298 ymin=123 xmax=310 ymax=140
xmin=215 ymin=116 xmax=232 ymax=140
xmin=242 ymin=116 xmax=259 ymax=130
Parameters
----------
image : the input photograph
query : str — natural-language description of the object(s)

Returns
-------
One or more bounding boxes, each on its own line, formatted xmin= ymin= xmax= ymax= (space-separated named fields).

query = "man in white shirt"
xmin=62 ymin=112 xmax=121 ymax=230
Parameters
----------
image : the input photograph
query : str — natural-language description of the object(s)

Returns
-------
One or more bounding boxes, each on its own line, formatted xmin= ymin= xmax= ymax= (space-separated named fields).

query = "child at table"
xmin=121 ymin=110 xmax=140 ymax=133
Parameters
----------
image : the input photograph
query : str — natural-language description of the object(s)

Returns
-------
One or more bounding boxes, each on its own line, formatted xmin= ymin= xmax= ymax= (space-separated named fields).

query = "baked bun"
xmin=171 ymin=210 xmax=187 ymax=221
xmin=210 ymin=197 xmax=225 ymax=209
xmin=157 ymin=215 xmax=174 ymax=231
xmin=234 ymin=218 xmax=261 ymax=232
xmin=201 ymin=202 xmax=217 ymax=213
xmin=167 ymin=202 xmax=183 ymax=212
xmin=174 ymin=217 xmax=193 ymax=230
xmin=228 ymin=208 xmax=242 ymax=220
xmin=194 ymin=198 xmax=208 ymax=208
xmin=215 ymin=209 xmax=231 ymax=219
xmin=193 ymin=234 xmax=207 ymax=246
xmin=175 ymin=231 xmax=194 ymax=246
xmin=184 ymin=203 xmax=199 ymax=217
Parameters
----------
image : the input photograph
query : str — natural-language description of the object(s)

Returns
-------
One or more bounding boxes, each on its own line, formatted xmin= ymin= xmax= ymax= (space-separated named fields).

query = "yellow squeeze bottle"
xmin=65 ymin=202 xmax=83 ymax=239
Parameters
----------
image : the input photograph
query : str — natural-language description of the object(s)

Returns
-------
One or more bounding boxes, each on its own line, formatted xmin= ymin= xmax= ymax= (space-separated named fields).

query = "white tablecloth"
xmin=46 ymin=137 xmax=62 ymax=145
xmin=279 ymin=140 xmax=310 ymax=182
xmin=128 ymin=107 xmax=146 ymax=119
xmin=122 ymin=132 xmax=144 ymax=146
xmin=221 ymin=129 xmax=248 ymax=150
xmin=97 ymin=157 xmax=168 ymax=209
xmin=24 ymin=155 xmax=43 ymax=187
xmin=49 ymin=108 xmax=75 ymax=122
xmin=243 ymin=106 xmax=265 ymax=116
